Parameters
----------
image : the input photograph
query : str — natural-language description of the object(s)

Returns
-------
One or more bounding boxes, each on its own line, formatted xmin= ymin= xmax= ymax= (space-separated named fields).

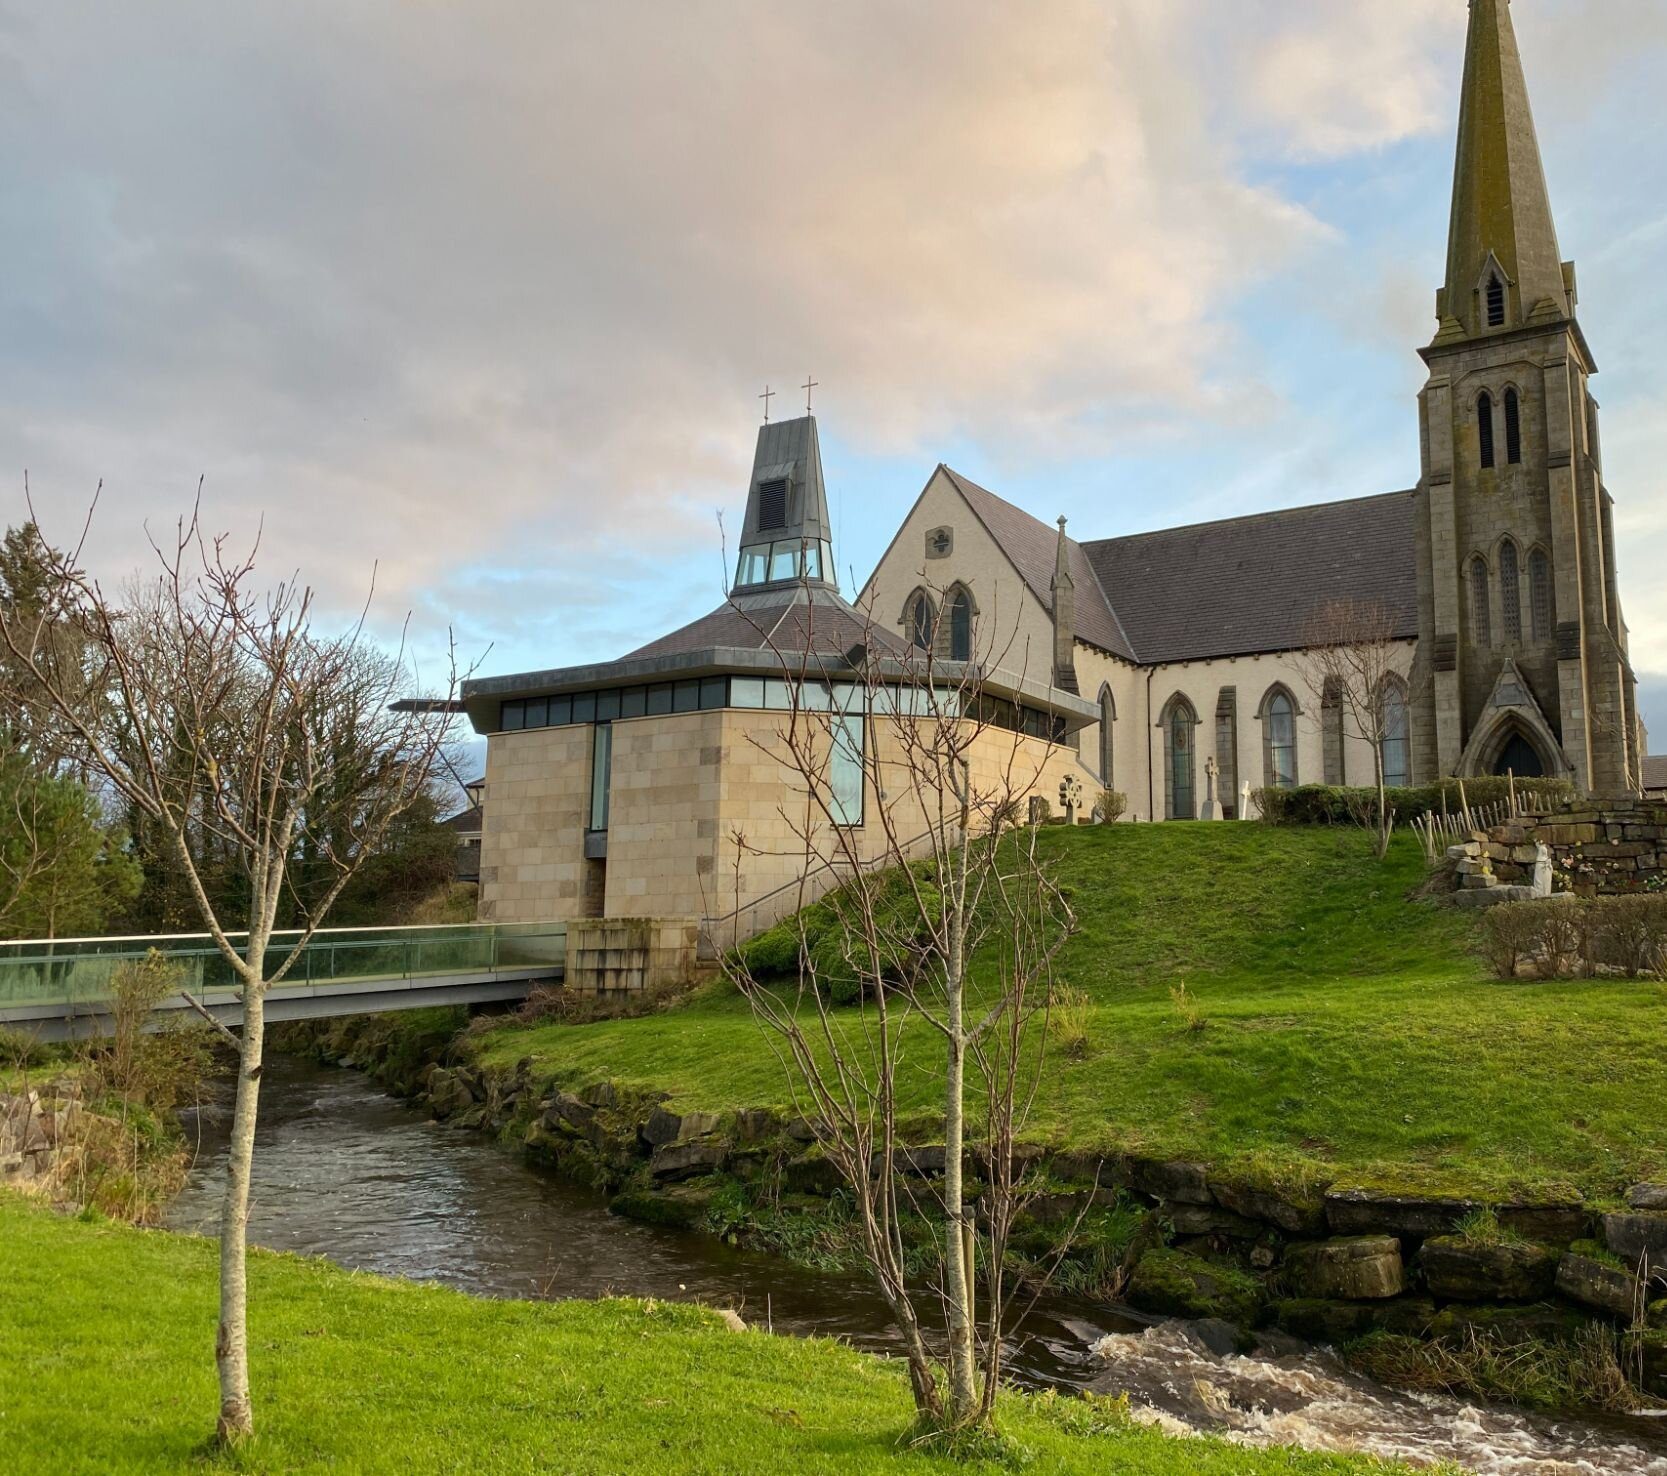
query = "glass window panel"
xmin=737 ymin=547 xmax=770 ymax=587
xmin=801 ymin=542 xmax=823 ymax=580
xmin=673 ymin=679 xmax=700 ymax=712
xmin=589 ymin=723 xmax=612 ymax=832
xmin=501 ymin=701 xmax=524 ymax=731
xmin=523 ymin=698 xmax=548 ymax=729
xmin=769 ymin=541 xmax=799 ymax=582
xmin=595 ymin=689 xmax=621 ymax=722
xmin=1268 ymin=694 xmax=1297 ymax=789
xmin=830 ymin=713 xmax=865 ymax=827
xmin=730 ymin=676 xmax=765 ymax=708
xmin=800 ymin=681 xmax=831 ymax=711
xmin=950 ymin=593 xmax=972 ymax=662
xmin=646 ymin=684 xmax=674 ymax=716
xmin=764 ymin=680 xmax=793 ymax=711
xmin=549 ymin=694 xmax=572 ymax=726
xmin=619 ymin=687 xmax=646 ymax=719
xmin=572 ymin=691 xmax=596 ymax=724
xmin=831 ymin=683 xmax=860 ymax=713
xmin=700 ymin=676 xmax=728 ymax=710
xmin=1381 ymin=683 xmax=1411 ymax=789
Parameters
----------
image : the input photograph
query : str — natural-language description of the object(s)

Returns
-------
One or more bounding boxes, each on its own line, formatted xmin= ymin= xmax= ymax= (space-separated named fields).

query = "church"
xmin=462 ymin=0 xmax=1652 ymax=936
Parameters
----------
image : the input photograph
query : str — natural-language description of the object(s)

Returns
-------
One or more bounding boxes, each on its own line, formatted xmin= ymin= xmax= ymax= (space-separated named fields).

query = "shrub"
xmin=1591 ymin=895 xmax=1667 ymax=979
xmin=1169 ymin=981 xmax=1207 ymax=1033
xmin=1479 ymin=904 xmax=1541 ymax=980
xmin=1096 ymin=789 xmax=1128 ymax=824
xmin=1257 ymin=777 xmax=1575 ymax=828
xmin=1028 ymin=796 xmax=1053 ymax=825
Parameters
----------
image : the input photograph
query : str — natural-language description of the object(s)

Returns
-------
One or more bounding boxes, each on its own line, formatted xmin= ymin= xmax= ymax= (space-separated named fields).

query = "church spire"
xmin=731 ymin=414 xmax=838 ymax=596
xmin=1436 ymin=0 xmax=1571 ymax=344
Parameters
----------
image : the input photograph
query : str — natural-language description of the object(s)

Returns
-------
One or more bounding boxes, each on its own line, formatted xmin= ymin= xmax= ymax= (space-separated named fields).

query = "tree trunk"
xmin=215 ymin=978 xmax=266 ymax=1443
xmin=941 ymin=832 xmax=978 ymax=1423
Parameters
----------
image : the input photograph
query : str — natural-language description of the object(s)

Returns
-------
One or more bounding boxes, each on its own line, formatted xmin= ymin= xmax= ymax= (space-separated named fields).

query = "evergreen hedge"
xmin=1254 ymin=777 xmax=1576 ymax=827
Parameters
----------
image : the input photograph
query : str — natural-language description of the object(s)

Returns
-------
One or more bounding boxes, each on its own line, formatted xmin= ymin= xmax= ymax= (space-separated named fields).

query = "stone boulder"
xmin=1284 ymin=1237 xmax=1405 ymax=1301
xmin=1629 ymin=1184 xmax=1667 ymax=1212
xmin=1125 ymin=1249 xmax=1261 ymax=1327
xmin=1428 ymin=1302 xmax=1587 ymax=1348
xmin=783 ymin=1153 xmax=845 ymax=1196
xmin=1555 ymin=1252 xmax=1645 ymax=1321
xmin=542 ymin=1092 xmax=595 ymax=1136
xmin=1494 ymin=1201 xmax=1590 ymax=1246
xmin=425 ymin=1068 xmax=475 ymax=1118
xmin=1271 ymin=1297 xmax=1437 ymax=1345
xmin=1128 ymin=1159 xmax=1212 ymax=1206
xmin=1210 ymin=1179 xmax=1327 ymax=1237
xmin=648 ymin=1139 xmax=726 ymax=1183
xmin=1167 ymin=1204 xmax=1265 ymax=1241
xmin=1418 ymin=1236 xmax=1559 ymax=1303
xmin=642 ymin=1107 xmax=722 ymax=1147
xmin=1602 ymin=1211 xmax=1667 ymax=1277
xmin=1325 ymin=1190 xmax=1478 ymax=1241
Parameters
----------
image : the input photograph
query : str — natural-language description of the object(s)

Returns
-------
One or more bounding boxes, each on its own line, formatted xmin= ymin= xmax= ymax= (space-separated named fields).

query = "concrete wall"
xmin=477 ymin=723 xmax=594 ymax=922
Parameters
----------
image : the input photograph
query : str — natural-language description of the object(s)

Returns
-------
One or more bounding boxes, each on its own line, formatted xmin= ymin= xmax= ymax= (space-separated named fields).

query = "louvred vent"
xmin=757 ymin=479 xmax=788 ymax=531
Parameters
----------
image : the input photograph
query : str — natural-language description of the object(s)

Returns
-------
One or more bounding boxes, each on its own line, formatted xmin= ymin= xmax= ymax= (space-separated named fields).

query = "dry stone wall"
xmin=1511 ymin=795 xmax=1667 ymax=896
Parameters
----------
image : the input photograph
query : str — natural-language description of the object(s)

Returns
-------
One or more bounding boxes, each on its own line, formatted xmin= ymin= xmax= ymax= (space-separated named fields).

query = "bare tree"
xmin=0 ymin=489 xmax=461 ymax=1443
xmin=718 ymin=584 xmax=1077 ymax=1434
xmin=1295 ymin=597 xmax=1407 ymax=859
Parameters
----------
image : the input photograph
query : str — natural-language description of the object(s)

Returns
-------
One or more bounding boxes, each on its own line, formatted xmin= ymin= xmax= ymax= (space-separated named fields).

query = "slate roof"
xmin=941 ymin=468 xmax=1137 ymax=661
xmin=1644 ymin=755 xmax=1667 ymax=793
xmin=623 ymin=591 xmax=901 ymax=665
xmin=441 ymin=804 xmax=484 ymax=835
xmin=1081 ymin=491 xmax=1420 ymax=665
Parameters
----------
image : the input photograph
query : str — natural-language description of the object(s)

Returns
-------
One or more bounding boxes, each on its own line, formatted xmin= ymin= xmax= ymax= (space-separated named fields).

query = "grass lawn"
xmin=476 ymin=826 xmax=1667 ymax=1201
xmin=0 ymin=1194 xmax=1430 ymax=1475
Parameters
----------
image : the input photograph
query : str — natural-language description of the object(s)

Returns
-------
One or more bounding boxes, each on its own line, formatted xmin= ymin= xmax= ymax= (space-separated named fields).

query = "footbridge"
xmin=0 ymin=921 xmax=566 ymax=1043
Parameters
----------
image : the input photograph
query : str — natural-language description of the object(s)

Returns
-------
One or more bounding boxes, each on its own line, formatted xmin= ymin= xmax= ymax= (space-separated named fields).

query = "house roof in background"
xmin=1644 ymin=755 xmax=1667 ymax=792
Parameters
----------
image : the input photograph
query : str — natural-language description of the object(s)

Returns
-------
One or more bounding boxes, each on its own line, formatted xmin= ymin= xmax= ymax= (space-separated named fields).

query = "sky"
xmin=3 ymin=0 xmax=1665 ymax=752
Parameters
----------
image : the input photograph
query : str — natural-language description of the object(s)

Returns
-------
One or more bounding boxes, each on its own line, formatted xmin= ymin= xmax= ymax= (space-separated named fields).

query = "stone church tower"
xmin=1411 ymin=0 xmax=1640 ymax=793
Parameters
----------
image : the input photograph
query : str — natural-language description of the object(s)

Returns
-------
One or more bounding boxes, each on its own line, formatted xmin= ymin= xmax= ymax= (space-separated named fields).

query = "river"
xmin=169 ymin=1056 xmax=1667 ymax=1475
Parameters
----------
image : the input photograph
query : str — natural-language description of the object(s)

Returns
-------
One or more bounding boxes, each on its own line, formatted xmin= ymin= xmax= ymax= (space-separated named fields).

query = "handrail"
xmin=0 ymin=918 xmax=568 ymax=950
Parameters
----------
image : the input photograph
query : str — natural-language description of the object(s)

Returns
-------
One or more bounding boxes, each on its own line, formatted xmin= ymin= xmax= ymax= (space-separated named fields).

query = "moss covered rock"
xmin=1126 ymin=1248 xmax=1262 ymax=1326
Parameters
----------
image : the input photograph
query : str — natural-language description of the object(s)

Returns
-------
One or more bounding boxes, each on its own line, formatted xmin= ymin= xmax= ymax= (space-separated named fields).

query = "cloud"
xmin=0 ymin=0 xmax=1662 ymax=698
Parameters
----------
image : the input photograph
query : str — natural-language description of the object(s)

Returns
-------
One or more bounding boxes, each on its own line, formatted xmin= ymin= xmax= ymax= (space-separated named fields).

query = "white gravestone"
xmin=1199 ymin=756 xmax=1224 ymax=822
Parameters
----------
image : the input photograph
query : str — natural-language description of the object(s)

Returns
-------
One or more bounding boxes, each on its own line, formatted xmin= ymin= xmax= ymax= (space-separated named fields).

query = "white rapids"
xmin=1091 ymin=1322 xmax=1667 ymax=1476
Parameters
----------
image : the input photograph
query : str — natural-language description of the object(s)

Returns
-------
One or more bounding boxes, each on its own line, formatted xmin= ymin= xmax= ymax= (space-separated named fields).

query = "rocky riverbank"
xmin=277 ymin=1010 xmax=1667 ymax=1410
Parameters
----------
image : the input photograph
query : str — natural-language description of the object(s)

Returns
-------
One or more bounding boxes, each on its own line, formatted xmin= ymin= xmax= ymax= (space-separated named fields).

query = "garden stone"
xmin=543 ymin=1093 xmax=595 ymax=1135
xmin=1555 ymin=1253 xmax=1644 ymax=1321
xmin=1602 ymin=1211 xmax=1667 ymax=1277
xmin=1272 ymin=1297 xmax=1436 ymax=1344
xmin=1284 ymin=1237 xmax=1405 ymax=1300
xmin=581 ymin=1081 xmax=620 ymax=1109
xmin=1428 ymin=1303 xmax=1587 ymax=1348
xmin=784 ymin=1154 xmax=845 ymax=1196
xmin=1418 ymin=1237 xmax=1558 ymax=1302
xmin=643 ymin=1108 xmax=722 ymax=1147
xmin=1628 ymin=1184 xmax=1667 ymax=1212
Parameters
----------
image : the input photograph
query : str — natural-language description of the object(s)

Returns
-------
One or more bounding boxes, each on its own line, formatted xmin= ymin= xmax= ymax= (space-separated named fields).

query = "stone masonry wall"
xmin=1513 ymin=795 xmax=1667 ymax=896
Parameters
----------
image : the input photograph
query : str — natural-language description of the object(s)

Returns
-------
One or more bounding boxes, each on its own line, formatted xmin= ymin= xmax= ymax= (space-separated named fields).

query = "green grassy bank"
xmin=0 ymin=1195 xmax=1430 ymax=1476
xmin=474 ymin=826 xmax=1667 ymax=1200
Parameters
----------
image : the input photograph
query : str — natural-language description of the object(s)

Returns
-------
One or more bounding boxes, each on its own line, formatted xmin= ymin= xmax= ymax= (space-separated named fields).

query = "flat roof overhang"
xmin=459 ymin=648 xmax=1100 ymax=735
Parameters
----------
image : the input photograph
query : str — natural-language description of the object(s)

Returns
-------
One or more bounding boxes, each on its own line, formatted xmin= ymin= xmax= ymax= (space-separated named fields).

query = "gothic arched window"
xmin=1486 ymin=274 xmax=1506 ymax=328
xmin=905 ymin=590 xmax=936 ymax=651
xmin=1261 ymin=686 xmax=1298 ymax=791
xmin=1478 ymin=392 xmax=1496 ymax=469
xmin=948 ymin=589 xmax=972 ymax=662
xmin=1161 ymin=695 xmax=1198 ymax=821
xmin=1504 ymin=388 xmax=1523 ymax=465
xmin=1499 ymin=539 xmax=1522 ymax=645
xmin=1098 ymin=686 xmax=1116 ymax=785
xmin=1379 ymin=676 xmax=1411 ymax=789
xmin=1529 ymin=548 xmax=1553 ymax=641
xmin=1470 ymin=556 xmax=1492 ymax=647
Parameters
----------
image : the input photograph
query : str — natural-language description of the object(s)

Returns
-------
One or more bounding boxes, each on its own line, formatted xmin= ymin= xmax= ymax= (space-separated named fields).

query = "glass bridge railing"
xmin=0 ymin=921 xmax=566 ymax=1016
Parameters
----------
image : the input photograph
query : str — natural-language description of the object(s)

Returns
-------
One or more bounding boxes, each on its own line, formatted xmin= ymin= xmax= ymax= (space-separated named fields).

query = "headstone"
xmin=1199 ymin=755 xmax=1224 ymax=822
xmin=1240 ymin=780 xmax=1254 ymax=820
xmin=1058 ymin=775 xmax=1084 ymax=826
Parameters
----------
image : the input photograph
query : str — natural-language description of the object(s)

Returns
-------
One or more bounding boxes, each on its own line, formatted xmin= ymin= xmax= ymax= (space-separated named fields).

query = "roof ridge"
xmin=1081 ymin=488 xmax=1416 ymax=551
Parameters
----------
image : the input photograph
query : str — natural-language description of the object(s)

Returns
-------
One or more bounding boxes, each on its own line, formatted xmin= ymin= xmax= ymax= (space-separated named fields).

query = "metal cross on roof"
xmin=802 ymin=375 xmax=819 ymax=413
xmin=758 ymin=384 xmax=774 ymax=423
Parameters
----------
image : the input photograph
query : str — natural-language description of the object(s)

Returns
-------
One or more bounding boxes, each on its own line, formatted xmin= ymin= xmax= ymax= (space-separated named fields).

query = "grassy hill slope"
xmin=477 ymin=827 xmax=1667 ymax=1200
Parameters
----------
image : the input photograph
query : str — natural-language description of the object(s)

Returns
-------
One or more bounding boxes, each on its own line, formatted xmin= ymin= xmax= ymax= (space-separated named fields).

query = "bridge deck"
xmin=0 ymin=921 xmax=566 ymax=1041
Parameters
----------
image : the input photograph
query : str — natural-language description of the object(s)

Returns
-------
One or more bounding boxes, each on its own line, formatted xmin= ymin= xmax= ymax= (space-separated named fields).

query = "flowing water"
xmin=170 ymin=1057 xmax=1667 ymax=1474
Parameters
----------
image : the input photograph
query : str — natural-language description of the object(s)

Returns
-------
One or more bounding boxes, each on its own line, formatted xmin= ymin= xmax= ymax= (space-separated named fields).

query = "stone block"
xmin=1210 ymin=1179 xmax=1328 ymax=1237
xmin=1603 ymin=1211 xmax=1667 ymax=1276
xmin=1419 ymin=1237 xmax=1559 ymax=1302
xmin=1556 ymin=1254 xmax=1644 ymax=1321
xmin=1629 ymin=1185 xmax=1667 ymax=1212
xmin=1495 ymin=1202 xmax=1590 ymax=1245
xmin=1326 ymin=1189 xmax=1478 ymax=1240
xmin=648 ymin=1139 xmax=727 ymax=1183
xmin=1285 ymin=1237 xmax=1405 ymax=1300
xmin=1128 ymin=1158 xmax=1213 ymax=1206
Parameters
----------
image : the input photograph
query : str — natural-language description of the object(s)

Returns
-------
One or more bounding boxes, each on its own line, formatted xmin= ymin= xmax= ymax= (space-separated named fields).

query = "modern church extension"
xmin=461 ymin=0 xmax=1654 ymax=935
